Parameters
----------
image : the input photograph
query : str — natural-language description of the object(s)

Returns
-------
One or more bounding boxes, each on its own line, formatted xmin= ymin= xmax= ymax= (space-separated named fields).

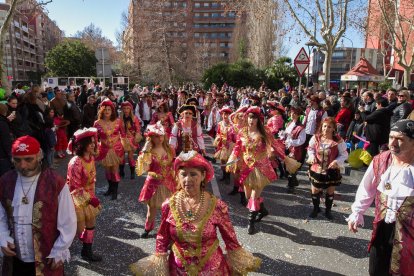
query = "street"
xmin=54 ymin=134 xmax=373 ymax=276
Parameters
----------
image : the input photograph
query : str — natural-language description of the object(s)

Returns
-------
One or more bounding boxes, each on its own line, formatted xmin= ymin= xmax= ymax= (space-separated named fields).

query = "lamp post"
xmin=305 ymin=41 xmax=318 ymax=89
xmin=342 ymin=35 xmax=354 ymax=70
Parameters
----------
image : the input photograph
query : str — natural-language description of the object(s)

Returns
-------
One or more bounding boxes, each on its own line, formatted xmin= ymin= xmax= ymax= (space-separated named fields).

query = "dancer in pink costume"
xmin=227 ymin=106 xmax=286 ymax=234
xmin=119 ymin=101 xmax=142 ymax=179
xmin=136 ymin=122 xmax=175 ymax=238
xmin=94 ymin=99 xmax=124 ymax=200
xmin=67 ymin=127 xmax=102 ymax=262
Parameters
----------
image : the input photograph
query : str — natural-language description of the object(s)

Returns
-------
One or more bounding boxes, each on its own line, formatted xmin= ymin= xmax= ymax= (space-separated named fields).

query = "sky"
xmin=44 ymin=0 xmax=130 ymax=44
xmin=1 ymin=0 xmax=364 ymax=59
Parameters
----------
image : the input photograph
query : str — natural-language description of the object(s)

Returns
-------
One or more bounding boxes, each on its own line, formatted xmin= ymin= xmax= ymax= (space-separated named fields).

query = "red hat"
xmin=67 ymin=127 xmax=98 ymax=154
xmin=100 ymin=99 xmax=115 ymax=111
xmin=121 ymin=101 xmax=133 ymax=109
xmin=219 ymin=106 xmax=232 ymax=114
xmin=174 ymin=150 xmax=214 ymax=183
xmin=246 ymin=106 xmax=264 ymax=122
xmin=12 ymin=135 xmax=40 ymax=156
xmin=229 ymin=106 xmax=248 ymax=123
xmin=267 ymin=101 xmax=285 ymax=113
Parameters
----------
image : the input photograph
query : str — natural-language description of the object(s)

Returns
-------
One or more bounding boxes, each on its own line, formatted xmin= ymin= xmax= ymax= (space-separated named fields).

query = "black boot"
xmin=240 ymin=192 xmax=247 ymax=206
xmin=140 ymin=230 xmax=150 ymax=238
xmin=228 ymin=186 xmax=238 ymax=195
xmin=247 ymin=211 xmax=258 ymax=235
xmin=220 ymin=170 xmax=227 ymax=181
xmin=286 ymin=174 xmax=299 ymax=194
xmin=325 ymin=193 xmax=334 ymax=220
xmin=81 ymin=243 xmax=102 ymax=262
xmin=256 ymin=202 xmax=269 ymax=222
xmin=130 ymin=166 xmax=135 ymax=180
xmin=111 ymin=182 xmax=118 ymax=200
xmin=309 ymin=193 xmax=321 ymax=218
xmin=103 ymin=181 xmax=113 ymax=196
xmin=225 ymin=172 xmax=231 ymax=185
xmin=119 ymin=164 xmax=125 ymax=179
xmin=278 ymin=162 xmax=286 ymax=179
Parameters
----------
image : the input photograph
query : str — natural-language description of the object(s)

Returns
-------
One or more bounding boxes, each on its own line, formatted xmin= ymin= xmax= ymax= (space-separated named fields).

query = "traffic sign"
xmin=294 ymin=47 xmax=310 ymax=77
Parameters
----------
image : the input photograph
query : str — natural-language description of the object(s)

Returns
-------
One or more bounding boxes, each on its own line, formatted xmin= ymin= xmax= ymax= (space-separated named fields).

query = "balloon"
xmin=0 ymin=88 xmax=5 ymax=100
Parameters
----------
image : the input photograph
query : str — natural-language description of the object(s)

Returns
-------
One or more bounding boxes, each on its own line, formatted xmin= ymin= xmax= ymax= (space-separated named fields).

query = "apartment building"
xmin=0 ymin=1 xmax=63 ymax=84
xmin=123 ymin=0 xmax=240 ymax=83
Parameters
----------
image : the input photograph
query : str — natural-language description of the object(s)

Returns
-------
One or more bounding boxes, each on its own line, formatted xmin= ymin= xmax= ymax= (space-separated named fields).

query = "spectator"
xmin=0 ymin=103 xmax=12 ymax=176
xmin=64 ymin=92 xmax=82 ymax=139
xmin=335 ymin=96 xmax=353 ymax=138
xmin=5 ymin=96 xmax=32 ymax=138
xmin=390 ymin=90 xmax=412 ymax=126
xmin=361 ymin=91 xmax=376 ymax=115
xmin=82 ymin=95 xmax=97 ymax=128
xmin=345 ymin=110 xmax=364 ymax=146
xmin=364 ymin=97 xmax=392 ymax=156
xmin=50 ymin=89 xmax=66 ymax=116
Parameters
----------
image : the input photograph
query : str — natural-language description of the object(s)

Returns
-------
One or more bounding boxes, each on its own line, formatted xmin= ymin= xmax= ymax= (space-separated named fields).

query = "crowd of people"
xmin=0 ymin=80 xmax=413 ymax=275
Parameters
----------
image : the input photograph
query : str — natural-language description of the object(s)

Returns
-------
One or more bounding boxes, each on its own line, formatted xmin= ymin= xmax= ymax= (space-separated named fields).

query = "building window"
xmin=203 ymin=13 xmax=209 ymax=17
xmin=211 ymin=13 xmax=219 ymax=18
xmin=194 ymin=13 xmax=200 ymax=17
xmin=211 ymin=3 xmax=219 ymax=8
xmin=195 ymin=2 xmax=200 ymax=8
xmin=203 ymin=2 xmax=209 ymax=7
xmin=194 ymin=33 xmax=200 ymax=38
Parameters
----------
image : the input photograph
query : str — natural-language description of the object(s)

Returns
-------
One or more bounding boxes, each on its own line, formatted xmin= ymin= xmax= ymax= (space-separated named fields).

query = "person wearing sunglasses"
xmin=390 ymin=90 xmax=412 ymax=126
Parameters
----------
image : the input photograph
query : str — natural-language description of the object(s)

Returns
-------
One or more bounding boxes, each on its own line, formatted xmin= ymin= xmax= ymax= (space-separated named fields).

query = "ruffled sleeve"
xmin=136 ymin=152 xmax=152 ymax=176
xmin=216 ymin=200 xmax=240 ymax=250
xmin=226 ymin=247 xmax=262 ymax=276
xmin=130 ymin=253 xmax=169 ymax=276
xmin=226 ymin=136 xmax=242 ymax=173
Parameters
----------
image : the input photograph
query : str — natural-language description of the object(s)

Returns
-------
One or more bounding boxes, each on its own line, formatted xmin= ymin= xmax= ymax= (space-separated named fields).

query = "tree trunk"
xmin=403 ymin=67 xmax=412 ymax=88
xmin=323 ymin=48 xmax=332 ymax=91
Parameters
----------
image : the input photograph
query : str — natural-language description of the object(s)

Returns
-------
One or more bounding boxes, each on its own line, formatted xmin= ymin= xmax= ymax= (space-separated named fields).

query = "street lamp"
xmin=305 ymin=41 xmax=319 ymax=89
xmin=342 ymin=35 xmax=354 ymax=70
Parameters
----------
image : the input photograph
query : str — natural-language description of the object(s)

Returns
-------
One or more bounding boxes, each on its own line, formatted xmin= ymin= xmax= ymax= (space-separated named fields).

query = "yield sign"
xmin=294 ymin=47 xmax=310 ymax=77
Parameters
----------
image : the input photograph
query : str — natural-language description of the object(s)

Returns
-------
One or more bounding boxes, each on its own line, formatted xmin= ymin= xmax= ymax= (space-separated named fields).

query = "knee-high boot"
xmin=287 ymin=174 xmax=299 ymax=194
xmin=325 ymin=193 xmax=334 ymax=220
xmin=111 ymin=173 xmax=120 ymax=200
xmin=119 ymin=164 xmax=125 ymax=179
xmin=141 ymin=220 xmax=154 ymax=238
xmin=309 ymin=193 xmax=321 ymax=218
xmin=256 ymin=198 xmax=269 ymax=222
xmin=129 ymin=158 xmax=136 ymax=180
xmin=103 ymin=172 xmax=112 ymax=196
xmin=247 ymin=198 xmax=260 ymax=234
xmin=81 ymin=228 xmax=102 ymax=262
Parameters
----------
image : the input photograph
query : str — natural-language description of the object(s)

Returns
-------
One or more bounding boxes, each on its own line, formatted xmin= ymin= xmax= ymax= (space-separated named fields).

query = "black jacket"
xmin=390 ymin=102 xmax=412 ymax=126
xmin=82 ymin=103 xmax=97 ymax=128
xmin=364 ymin=108 xmax=392 ymax=145
xmin=0 ymin=115 xmax=12 ymax=160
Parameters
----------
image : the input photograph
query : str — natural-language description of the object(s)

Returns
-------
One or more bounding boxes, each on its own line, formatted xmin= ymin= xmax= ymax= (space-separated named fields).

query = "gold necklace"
xmin=177 ymin=191 xmax=205 ymax=222
xmin=20 ymin=174 xmax=39 ymax=204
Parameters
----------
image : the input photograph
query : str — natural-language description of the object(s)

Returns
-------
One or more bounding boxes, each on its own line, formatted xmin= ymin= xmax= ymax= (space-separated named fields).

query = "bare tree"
xmin=282 ymin=0 xmax=365 ymax=90
xmin=224 ymin=0 xmax=283 ymax=68
xmin=370 ymin=0 xmax=414 ymax=87
xmin=0 ymin=0 xmax=52 ymax=92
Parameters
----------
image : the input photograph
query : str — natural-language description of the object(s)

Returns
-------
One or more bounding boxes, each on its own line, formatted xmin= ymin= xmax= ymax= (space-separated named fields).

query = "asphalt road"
xmin=3 ymin=134 xmax=374 ymax=276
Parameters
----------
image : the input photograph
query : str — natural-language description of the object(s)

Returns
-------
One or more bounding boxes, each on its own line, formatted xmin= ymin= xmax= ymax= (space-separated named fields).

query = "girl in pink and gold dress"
xmin=136 ymin=122 xmax=175 ymax=238
xmin=131 ymin=151 xmax=261 ymax=275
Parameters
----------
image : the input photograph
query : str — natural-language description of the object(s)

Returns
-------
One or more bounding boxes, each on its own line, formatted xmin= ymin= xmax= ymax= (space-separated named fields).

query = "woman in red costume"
xmin=229 ymin=105 xmax=248 ymax=205
xmin=227 ymin=106 xmax=286 ymax=234
xmin=214 ymin=106 xmax=236 ymax=186
xmin=150 ymin=100 xmax=175 ymax=138
xmin=131 ymin=150 xmax=261 ymax=275
xmin=307 ymin=117 xmax=348 ymax=220
xmin=66 ymin=127 xmax=102 ymax=262
xmin=94 ymin=99 xmax=124 ymax=200
xmin=136 ymin=122 xmax=175 ymax=238
xmin=119 ymin=101 xmax=142 ymax=179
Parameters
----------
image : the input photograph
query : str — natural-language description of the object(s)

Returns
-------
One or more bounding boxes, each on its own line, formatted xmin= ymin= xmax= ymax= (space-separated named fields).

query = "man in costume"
xmin=347 ymin=119 xmax=414 ymax=276
xmin=0 ymin=136 xmax=77 ymax=275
